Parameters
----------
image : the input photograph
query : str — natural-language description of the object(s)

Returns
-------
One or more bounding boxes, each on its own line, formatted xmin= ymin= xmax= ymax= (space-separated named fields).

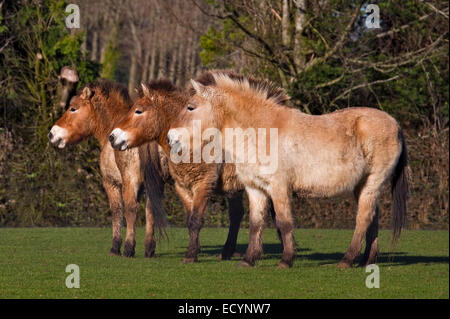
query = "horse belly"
xmin=288 ymin=144 xmax=366 ymax=198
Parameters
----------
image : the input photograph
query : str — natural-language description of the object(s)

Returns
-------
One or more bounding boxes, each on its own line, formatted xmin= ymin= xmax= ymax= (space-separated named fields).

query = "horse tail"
xmin=139 ymin=142 xmax=168 ymax=240
xmin=391 ymin=129 xmax=409 ymax=247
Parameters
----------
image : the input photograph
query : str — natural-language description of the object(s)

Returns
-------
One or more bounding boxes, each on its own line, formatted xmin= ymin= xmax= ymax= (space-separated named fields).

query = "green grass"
xmin=0 ymin=227 xmax=448 ymax=298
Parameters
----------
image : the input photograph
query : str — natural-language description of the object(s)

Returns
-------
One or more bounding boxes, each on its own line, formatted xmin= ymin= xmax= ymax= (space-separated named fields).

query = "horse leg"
xmin=144 ymin=197 xmax=156 ymax=258
xmin=359 ymin=205 xmax=379 ymax=266
xmin=220 ymin=192 xmax=245 ymax=260
xmin=268 ymin=199 xmax=283 ymax=251
xmin=121 ymin=180 xmax=139 ymax=258
xmin=104 ymin=181 xmax=123 ymax=256
xmin=173 ymin=183 xmax=198 ymax=263
xmin=183 ymin=183 xmax=212 ymax=263
xmin=238 ymin=187 xmax=267 ymax=268
xmin=338 ymin=182 xmax=380 ymax=268
xmin=271 ymin=189 xmax=296 ymax=268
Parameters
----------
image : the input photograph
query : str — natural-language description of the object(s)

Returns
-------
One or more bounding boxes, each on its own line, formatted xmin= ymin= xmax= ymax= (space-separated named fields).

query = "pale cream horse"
xmin=167 ymin=73 xmax=409 ymax=268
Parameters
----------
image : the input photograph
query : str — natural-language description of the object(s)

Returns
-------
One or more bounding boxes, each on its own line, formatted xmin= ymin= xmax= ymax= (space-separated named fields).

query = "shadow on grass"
xmin=304 ymin=251 xmax=449 ymax=266
xmin=159 ymin=242 xmax=448 ymax=267
xmin=201 ymin=243 xmax=310 ymax=257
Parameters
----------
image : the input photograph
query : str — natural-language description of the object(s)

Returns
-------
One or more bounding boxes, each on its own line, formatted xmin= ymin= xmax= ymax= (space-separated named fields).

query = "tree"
xmin=197 ymin=0 xmax=448 ymax=130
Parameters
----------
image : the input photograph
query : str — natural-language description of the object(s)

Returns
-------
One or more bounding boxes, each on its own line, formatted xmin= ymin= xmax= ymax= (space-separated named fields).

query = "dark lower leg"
xmin=338 ymin=232 xmax=364 ymax=268
xmin=271 ymin=193 xmax=296 ymax=268
xmin=338 ymin=196 xmax=376 ymax=268
xmin=110 ymin=236 xmax=122 ymax=256
xmin=239 ymin=188 xmax=267 ymax=268
xmin=144 ymin=238 xmax=156 ymax=258
xmin=268 ymin=199 xmax=283 ymax=251
xmin=144 ymin=199 xmax=156 ymax=258
xmin=240 ymin=221 xmax=264 ymax=266
xmin=183 ymin=212 xmax=204 ymax=262
xmin=123 ymin=206 xmax=138 ymax=258
xmin=110 ymin=208 xmax=122 ymax=256
xmin=359 ymin=206 xmax=379 ymax=266
xmin=221 ymin=193 xmax=244 ymax=260
xmin=277 ymin=220 xmax=296 ymax=268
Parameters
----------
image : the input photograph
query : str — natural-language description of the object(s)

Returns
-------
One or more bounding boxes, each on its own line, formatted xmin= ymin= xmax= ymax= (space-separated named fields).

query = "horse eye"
xmin=135 ymin=109 xmax=143 ymax=115
xmin=187 ymin=104 xmax=195 ymax=111
xmin=70 ymin=107 xmax=77 ymax=112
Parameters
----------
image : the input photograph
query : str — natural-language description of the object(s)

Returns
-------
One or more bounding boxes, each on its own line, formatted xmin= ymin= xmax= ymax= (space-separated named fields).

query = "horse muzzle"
xmin=109 ymin=128 xmax=129 ymax=151
xmin=48 ymin=125 xmax=67 ymax=149
xmin=166 ymin=129 xmax=183 ymax=151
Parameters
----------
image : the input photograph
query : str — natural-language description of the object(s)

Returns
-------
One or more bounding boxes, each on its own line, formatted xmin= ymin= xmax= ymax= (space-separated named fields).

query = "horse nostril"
xmin=166 ymin=135 xmax=171 ymax=145
xmin=48 ymin=132 xmax=53 ymax=141
xmin=109 ymin=134 xmax=115 ymax=143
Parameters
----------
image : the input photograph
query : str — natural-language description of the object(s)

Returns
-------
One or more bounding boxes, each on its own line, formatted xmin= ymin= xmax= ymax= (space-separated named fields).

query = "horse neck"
xmin=222 ymin=95 xmax=278 ymax=129
xmin=93 ymin=97 xmax=131 ymax=148
xmin=157 ymin=93 xmax=188 ymax=153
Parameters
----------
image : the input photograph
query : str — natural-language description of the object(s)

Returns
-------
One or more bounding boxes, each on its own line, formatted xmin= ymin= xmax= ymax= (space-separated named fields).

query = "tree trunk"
xmin=90 ymin=30 xmax=98 ymax=61
xmin=128 ymin=53 xmax=138 ymax=92
xmin=149 ymin=47 xmax=158 ymax=81
xmin=293 ymin=0 xmax=307 ymax=70
xmin=176 ymin=40 xmax=186 ymax=86
xmin=282 ymin=0 xmax=291 ymax=47
xmin=141 ymin=49 xmax=151 ymax=84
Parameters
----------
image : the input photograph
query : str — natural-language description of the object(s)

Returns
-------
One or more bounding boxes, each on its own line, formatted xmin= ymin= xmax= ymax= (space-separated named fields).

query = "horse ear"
xmin=190 ymin=79 xmax=213 ymax=99
xmin=81 ymin=86 xmax=93 ymax=100
xmin=141 ymin=83 xmax=151 ymax=98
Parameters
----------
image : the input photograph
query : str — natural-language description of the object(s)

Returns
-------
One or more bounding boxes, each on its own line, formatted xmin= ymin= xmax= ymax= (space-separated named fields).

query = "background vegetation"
xmin=0 ymin=0 xmax=448 ymax=229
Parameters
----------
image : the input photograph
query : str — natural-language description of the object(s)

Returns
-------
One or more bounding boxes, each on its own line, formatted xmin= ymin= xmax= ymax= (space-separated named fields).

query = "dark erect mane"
xmin=192 ymin=70 xmax=291 ymax=106
xmin=84 ymin=80 xmax=131 ymax=104
xmin=137 ymin=79 xmax=179 ymax=97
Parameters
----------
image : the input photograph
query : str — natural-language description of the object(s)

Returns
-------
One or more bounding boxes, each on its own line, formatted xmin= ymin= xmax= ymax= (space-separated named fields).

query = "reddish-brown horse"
xmin=168 ymin=72 xmax=409 ymax=268
xmin=49 ymin=80 xmax=167 ymax=258
xmin=109 ymin=76 xmax=280 ymax=262
xmin=49 ymin=79 xmax=244 ymax=260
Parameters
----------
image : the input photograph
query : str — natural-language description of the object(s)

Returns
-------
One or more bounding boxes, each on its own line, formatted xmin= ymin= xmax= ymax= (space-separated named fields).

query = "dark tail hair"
xmin=391 ymin=130 xmax=409 ymax=246
xmin=139 ymin=142 xmax=168 ymax=240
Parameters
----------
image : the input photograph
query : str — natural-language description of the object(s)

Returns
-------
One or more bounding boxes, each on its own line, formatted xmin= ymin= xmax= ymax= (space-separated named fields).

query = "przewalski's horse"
xmin=109 ymin=75 xmax=280 ymax=262
xmin=167 ymin=72 xmax=409 ymax=268
xmin=48 ymin=80 xmax=167 ymax=258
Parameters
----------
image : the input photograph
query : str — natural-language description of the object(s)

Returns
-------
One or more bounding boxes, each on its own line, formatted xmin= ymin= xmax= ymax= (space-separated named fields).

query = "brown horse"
xmin=167 ymin=72 xmax=409 ymax=268
xmin=109 ymin=75 xmax=280 ymax=262
xmin=48 ymin=80 xmax=167 ymax=258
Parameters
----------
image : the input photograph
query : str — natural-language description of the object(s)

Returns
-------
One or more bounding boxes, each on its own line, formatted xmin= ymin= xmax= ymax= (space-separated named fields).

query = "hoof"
xmin=122 ymin=249 xmax=135 ymax=258
xmin=145 ymin=241 xmax=156 ymax=258
xmin=358 ymin=259 xmax=368 ymax=267
xmin=123 ymin=241 xmax=135 ymax=258
xmin=337 ymin=261 xmax=352 ymax=268
xmin=277 ymin=261 xmax=291 ymax=269
xmin=109 ymin=248 xmax=122 ymax=256
xmin=219 ymin=251 xmax=241 ymax=261
xmin=237 ymin=260 xmax=253 ymax=268
xmin=218 ymin=253 xmax=228 ymax=261
xmin=109 ymin=251 xmax=121 ymax=257
xmin=181 ymin=257 xmax=197 ymax=264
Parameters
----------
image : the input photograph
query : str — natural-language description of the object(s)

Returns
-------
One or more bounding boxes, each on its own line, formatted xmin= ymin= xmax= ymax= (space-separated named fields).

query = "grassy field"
xmin=0 ymin=227 xmax=448 ymax=299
